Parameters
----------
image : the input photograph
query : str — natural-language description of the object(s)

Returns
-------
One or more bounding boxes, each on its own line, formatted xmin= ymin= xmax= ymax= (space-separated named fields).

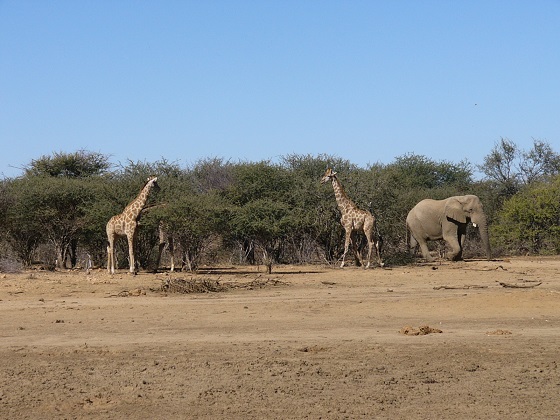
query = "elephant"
xmin=406 ymin=195 xmax=491 ymax=262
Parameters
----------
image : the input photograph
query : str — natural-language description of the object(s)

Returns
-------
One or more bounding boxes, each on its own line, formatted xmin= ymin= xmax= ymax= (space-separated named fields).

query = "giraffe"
xmin=155 ymin=220 xmax=175 ymax=272
xmin=106 ymin=176 xmax=159 ymax=274
xmin=321 ymin=168 xmax=383 ymax=268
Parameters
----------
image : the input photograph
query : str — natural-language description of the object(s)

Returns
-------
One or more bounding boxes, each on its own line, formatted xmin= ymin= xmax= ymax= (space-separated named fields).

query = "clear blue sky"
xmin=1 ymin=1 xmax=559 ymax=178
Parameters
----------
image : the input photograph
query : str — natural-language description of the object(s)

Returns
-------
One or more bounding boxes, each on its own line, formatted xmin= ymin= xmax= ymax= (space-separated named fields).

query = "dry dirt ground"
xmin=1 ymin=257 xmax=560 ymax=419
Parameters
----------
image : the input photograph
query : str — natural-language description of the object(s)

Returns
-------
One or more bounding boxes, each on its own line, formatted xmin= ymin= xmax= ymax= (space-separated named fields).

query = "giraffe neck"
xmin=124 ymin=181 xmax=154 ymax=219
xmin=331 ymin=177 xmax=356 ymax=213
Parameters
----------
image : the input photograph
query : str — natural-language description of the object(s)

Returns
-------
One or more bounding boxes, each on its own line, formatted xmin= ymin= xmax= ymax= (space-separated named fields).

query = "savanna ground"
xmin=1 ymin=256 xmax=559 ymax=419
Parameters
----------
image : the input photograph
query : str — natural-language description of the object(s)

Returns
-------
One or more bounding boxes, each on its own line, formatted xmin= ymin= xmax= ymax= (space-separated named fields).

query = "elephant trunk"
xmin=475 ymin=215 xmax=491 ymax=260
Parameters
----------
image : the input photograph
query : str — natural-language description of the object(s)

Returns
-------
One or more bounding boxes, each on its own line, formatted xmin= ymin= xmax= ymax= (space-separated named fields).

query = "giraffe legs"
xmin=375 ymin=235 xmax=384 ymax=267
xmin=107 ymin=233 xmax=116 ymax=274
xmin=364 ymin=228 xmax=384 ymax=268
xmin=341 ymin=229 xmax=351 ymax=268
xmin=368 ymin=235 xmax=384 ymax=268
xmin=168 ymin=235 xmax=175 ymax=272
xmin=156 ymin=222 xmax=175 ymax=273
xmin=341 ymin=229 xmax=363 ymax=268
xmin=155 ymin=242 xmax=165 ymax=272
xmin=107 ymin=241 xmax=114 ymax=274
xmin=341 ymin=223 xmax=384 ymax=269
xmin=127 ymin=235 xmax=136 ymax=274
xmin=351 ymin=232 xmax=363 ymax=267
xmin=156 ymin=234 xmax=175 ymax=272
xmin=365 ymin=239 xmax=373 ymax=269
xmin=106 ymin=233 xmax=138 ymax=274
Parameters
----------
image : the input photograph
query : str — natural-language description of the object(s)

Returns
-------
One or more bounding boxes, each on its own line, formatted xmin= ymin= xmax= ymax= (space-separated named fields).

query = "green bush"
xmin=492 ymin=176 xmax=560 ymax=255
xmin=2 ymin=142 xmax=560 ymax=270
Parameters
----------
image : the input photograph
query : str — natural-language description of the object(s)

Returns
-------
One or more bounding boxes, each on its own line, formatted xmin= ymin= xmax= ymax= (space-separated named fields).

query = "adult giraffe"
xmin=321 ymin=168 xmax=383 ymax=268
xmin=106 ymin=176 xmax=159 ymax=274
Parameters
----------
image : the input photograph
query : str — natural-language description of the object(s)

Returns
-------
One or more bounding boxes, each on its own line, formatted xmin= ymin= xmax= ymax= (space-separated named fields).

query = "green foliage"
xmin=2 ymin=179 xmax=43 ymax=265
xmin=479 ymin=138 xmax=519 ymax=192
xmin=479 ymin=138 xmax=560 ymax=201
xmin=24 ymin=150 xmax=111 ymax=178
xmin=281 ymin=153 xmax=356 ymax=178
xmin=79 ymin=178 xmax=121 ymax=266
xmin=189 ymin=157 xmax=234 ymax=193
xmin=519 ymin=139 xmax=560 ymax=184
xmin=229 ymin=198 xmax=295 ymax=273
xmin=158 ymin=191 xmax=228 ymax=271
xmin=0 ymin=180 xmax=11 ymax=237
xmin=492 ymin=176 xmax=560 ymax=254
xmin=381 ymin=153 xmax=473 ymax=190
xmin=224 ymin=161 xmax=291 ymax=205
xmin=2 ymin=143 xmax=560 ymax=270
xmin=3 ymin=177 xmax=98 ymax=267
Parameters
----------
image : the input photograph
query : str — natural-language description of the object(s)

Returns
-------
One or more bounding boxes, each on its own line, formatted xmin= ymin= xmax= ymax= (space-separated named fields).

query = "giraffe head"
xmin=320 ymin=168 xmax=337 ymax=184
xmin=130 ymin=176 xmax=159 ymax=212
xmin=147 ymin=176 xmax=160 ymax=192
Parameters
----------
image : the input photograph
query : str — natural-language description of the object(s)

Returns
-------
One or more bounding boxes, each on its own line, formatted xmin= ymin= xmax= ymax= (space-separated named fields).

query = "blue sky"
xmin=1 ymin=1 xmax=559 ymax=178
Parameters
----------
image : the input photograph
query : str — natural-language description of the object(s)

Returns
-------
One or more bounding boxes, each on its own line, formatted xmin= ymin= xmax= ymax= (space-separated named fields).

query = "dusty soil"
xmin=1 ymin=257 xmax=559 ymax=419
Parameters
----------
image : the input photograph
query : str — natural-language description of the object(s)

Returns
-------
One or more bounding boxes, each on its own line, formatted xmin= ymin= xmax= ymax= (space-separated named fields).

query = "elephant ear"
xmin=445 ymin=199 xmax=467 ymax=223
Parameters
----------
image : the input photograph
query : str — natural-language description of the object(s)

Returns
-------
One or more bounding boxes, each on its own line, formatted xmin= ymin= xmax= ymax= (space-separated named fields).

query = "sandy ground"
xmin=1 ymin=256 xmax=559 ymax=419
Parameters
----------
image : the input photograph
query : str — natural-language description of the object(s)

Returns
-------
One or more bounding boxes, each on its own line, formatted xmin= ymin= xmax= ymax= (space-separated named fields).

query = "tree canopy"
xmin=1 ymin=139 xmax=559 ymax=272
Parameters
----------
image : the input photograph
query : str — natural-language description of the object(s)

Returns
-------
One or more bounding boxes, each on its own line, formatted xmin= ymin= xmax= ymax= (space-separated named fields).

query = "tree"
xmin=2 ymin=179 xmax=43 ymax=265
xmin=383 ymin=154 xmax=473 ymax=191
xmin=479 ymin=138 xmax=560 ymax=197
xmin=158 ymin=192 xmax=228 ymax=271
xmin=24 ymin=150 xmax=111 ymax=178
xmin=2 ymin=177 xmax=96 ymax=268
xmin=492 ymin=175 xmax=560 ymax=254
xmin=29 ymin=177 xmax=95 ymax=268
xmin=190 ymin=157 xmax=235 ymax=193
xmin=518 ymin=139 xmax=560 ymax=184
xmin=222 ymin=162 xmax=299 ymax=272
xmin=79 ymin=178 xmax=123 ymax=268
xmin=479 ymin=138 xmax=519 ymax=192
xmin=229 ymin=198 xmax=294 ymax=273
xmin=13 ymin=151 xmax=113 ymax=268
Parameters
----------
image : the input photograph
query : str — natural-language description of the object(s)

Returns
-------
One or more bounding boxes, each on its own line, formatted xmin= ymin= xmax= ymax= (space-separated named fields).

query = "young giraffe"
xmin=321 ymin=168 xmax=383 ymax=268
xmin=106 ymin=176 xmax=159 ymax=274
xmin=155 ymin=220 xmax=175 ymax=272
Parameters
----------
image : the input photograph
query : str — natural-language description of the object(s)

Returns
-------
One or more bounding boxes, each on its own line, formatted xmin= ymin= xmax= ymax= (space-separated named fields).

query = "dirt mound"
xmin=486 ymin=329 xmax=513 ymax=335
xmin=160 ymin=276 xmax=288 ymax=294
xmin=399 ymin=325 xmax=443 ymax=336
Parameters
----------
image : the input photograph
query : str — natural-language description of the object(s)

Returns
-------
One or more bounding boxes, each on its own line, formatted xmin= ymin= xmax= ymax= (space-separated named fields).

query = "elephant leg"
xmin=456 ymin=232 xmax=466 ymax=261
xmin=445 ymin=235 xmax=463 ymax=261
xmin=417 ymin=239 xmax=434 ymax=262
